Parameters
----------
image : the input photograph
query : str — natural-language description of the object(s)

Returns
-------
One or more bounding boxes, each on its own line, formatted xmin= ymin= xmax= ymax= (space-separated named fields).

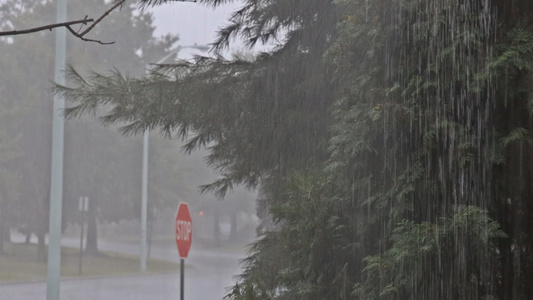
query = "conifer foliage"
xmin=58 ymin=0 xmax=337 ymax=196
xmin=56 ymin=0 xmax=533 ymax=299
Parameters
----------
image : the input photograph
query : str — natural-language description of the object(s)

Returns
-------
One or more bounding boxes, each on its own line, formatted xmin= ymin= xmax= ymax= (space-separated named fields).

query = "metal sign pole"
xmin=141 ymin=131 xmax=148 ymax=272
xmin=180 ymin=258 xmax=185 ymax=300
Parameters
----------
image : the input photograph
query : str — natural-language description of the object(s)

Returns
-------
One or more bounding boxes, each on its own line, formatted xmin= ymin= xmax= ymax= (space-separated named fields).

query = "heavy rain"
xmin=0 ymin=0 xmax=532 ymax=299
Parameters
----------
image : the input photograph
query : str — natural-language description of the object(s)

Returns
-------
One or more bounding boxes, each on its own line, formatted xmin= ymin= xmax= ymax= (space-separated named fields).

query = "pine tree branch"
xmin=136 ymin=0 xmax=198 ymax=9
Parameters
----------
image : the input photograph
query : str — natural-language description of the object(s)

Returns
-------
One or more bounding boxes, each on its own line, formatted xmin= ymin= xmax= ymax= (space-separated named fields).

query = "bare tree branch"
xmin=78 ymin=0 xmax=126 ymax=37
xmin=0 ymin=18 xmax=94 ymax=37
xmin=65 ymin=25 xmax=114 ymax=45
xmin=0 ymin=0 xmax=128 ymax=44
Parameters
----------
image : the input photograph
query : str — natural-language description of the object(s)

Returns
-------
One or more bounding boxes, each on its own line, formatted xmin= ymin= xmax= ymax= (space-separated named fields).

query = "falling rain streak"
xmin=44 ymin=0 xmax=533 ymax=299
xmin=327 ymin=0 xmax=532 ymax=299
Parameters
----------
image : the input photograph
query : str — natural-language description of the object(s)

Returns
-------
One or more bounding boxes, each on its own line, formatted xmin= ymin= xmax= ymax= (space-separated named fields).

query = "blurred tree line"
xmin=45 ymin=0 xmax=533 ymax=299
xmin=0 ymin=0 xmax=233 ymax=259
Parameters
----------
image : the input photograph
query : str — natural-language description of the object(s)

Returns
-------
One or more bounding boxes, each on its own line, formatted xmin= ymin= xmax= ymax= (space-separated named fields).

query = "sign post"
xmin=175 ymin=202 xmax=192 ymax=300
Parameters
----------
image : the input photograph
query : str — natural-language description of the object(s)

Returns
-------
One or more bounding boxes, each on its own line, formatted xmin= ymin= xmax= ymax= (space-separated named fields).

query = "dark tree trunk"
xmin=84 ymin=197 xmax=99 ymax=255
xmin=523 ymin=117 xmax=533 ymax=300
xmin=36 ymin=229 xmax=46 ymax=262
xmin=0 ymin=213 xmax=5 ymax=255
xmin=0 ymin=202 xmax=13 ymax=254
xmin=2 ymin=223 xmax=11 ymax=243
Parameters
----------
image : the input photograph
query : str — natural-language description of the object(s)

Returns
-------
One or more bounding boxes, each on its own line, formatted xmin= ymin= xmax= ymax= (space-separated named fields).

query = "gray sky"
xmin=149 ymin=1 xmax=243 ymax=57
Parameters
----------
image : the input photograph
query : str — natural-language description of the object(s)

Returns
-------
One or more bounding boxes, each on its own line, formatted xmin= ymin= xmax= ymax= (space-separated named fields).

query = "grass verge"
xmin=0 ymin=242 xmax=179 ymax=283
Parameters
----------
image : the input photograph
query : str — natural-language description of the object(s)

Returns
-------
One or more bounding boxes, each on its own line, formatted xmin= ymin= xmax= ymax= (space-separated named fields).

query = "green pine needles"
xmin=56 ymin=0 xmax=533 ymax=299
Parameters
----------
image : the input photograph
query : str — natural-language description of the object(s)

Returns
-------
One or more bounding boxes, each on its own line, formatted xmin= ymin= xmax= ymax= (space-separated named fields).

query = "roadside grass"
xmin=100 ymin=233 xmax=175 ymax=244
xmin=0 ymin=242 xmax=179 ymax=283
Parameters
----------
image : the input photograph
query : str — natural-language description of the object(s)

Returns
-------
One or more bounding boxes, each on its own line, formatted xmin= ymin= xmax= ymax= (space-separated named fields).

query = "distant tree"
xmin=0 ymin=1 xmax=56 ymax=258
xmin=0 ymin=108 xmax=20 ymax=254
xmin=0 ymin=0 xmax=178 ymax=258
xmin=60 ymin=0 xmax=178 ymax=256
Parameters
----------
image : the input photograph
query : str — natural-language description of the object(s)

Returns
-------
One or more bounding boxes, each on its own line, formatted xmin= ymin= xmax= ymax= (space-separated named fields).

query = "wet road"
xmin=0 ymin=272 xmax=231 ymax=299
xmin=0 ymin=238 xmax=246 ymax=299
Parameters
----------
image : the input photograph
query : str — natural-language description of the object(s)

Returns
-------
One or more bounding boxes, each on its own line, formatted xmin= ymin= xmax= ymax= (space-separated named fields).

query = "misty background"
xmin=0 ymin=0 xmax=257 ymax=261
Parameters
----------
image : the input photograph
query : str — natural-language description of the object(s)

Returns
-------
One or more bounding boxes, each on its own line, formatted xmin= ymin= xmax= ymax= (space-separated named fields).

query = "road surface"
xmin=0 ymin=236 xmax=248 ymax=299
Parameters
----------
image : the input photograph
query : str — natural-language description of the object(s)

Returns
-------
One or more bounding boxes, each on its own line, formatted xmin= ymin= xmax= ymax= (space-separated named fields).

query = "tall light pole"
xmin=47 ymin=0 xmax=66 ymax=299
xmin=140 ymin=44 xmax=208 ymax=272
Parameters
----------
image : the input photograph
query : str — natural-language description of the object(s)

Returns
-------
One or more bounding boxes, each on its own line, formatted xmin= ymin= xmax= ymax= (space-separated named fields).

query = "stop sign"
xmin=175 ymin=202 xmax=192 ymax=258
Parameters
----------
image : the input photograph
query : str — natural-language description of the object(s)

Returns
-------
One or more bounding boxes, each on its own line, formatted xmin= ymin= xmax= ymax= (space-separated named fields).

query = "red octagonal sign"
xmin=175 ymin=202 xmax=192 ymax=258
